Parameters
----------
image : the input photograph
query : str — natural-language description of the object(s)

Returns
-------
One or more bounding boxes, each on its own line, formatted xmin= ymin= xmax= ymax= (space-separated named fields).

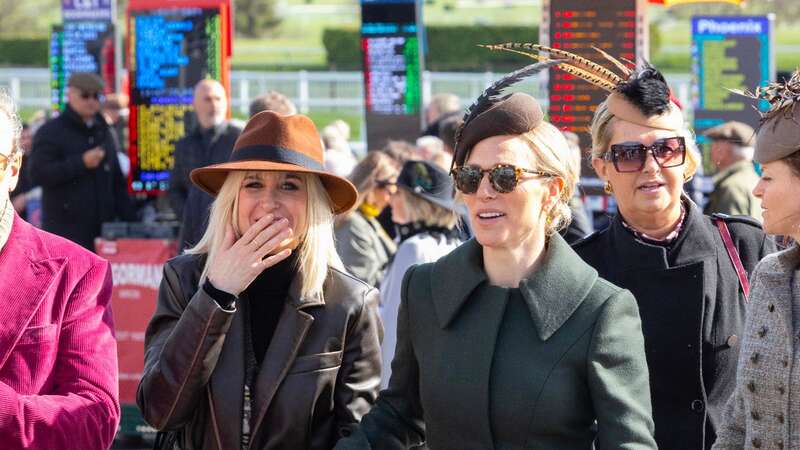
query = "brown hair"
xmin=783 ymin=150 xmax=800 ymax=178
xmin=347 ymin=151 xmax=399 ymax=208
xmin=249 ymin=90 xmax=297 ymax=117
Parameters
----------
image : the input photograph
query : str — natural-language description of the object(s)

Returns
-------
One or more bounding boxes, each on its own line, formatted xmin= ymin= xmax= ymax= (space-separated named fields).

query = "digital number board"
xmin=127 ymin=0 xmax=231 ymax=195
xmin=50 ymin=20 xmax=116 ymax=111
xmin=692 ymin=16 xmax=773 ymax=145
xmin=541 ymin=0 xmax=646 ymax=143
xmin=360 ymin=0 xmax=423 ymax=150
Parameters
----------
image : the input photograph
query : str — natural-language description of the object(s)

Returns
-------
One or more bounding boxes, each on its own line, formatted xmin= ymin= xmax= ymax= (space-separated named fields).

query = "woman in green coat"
xmin=334 ymin=63 xmax=657 ymax=450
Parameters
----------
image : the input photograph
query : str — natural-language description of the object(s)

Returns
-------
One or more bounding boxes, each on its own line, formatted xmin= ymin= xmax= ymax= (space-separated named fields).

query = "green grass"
xmin=232 ymin=0 xmax=541 ymax=70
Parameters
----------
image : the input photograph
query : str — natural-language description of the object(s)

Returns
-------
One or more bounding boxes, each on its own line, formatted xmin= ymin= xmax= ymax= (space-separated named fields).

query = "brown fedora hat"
xmin=190 ymin=111 xmax=358 ymax=214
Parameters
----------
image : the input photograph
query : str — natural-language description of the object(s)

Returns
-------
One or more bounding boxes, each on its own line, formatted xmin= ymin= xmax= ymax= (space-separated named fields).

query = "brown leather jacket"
xmin=137 ymin=254 xmax=383 ymax=450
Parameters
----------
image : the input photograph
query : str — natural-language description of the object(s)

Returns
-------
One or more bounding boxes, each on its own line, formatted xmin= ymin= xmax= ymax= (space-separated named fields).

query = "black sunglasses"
xmin=80 ymin=91 xmax=101 ymax=100
xmin=451 ymin=164 xmax=554 ymax=194
xmin=375 ymin=179 xmax=396 ymax=189
xmin=606 ymin=136 xmax=687 ymax=173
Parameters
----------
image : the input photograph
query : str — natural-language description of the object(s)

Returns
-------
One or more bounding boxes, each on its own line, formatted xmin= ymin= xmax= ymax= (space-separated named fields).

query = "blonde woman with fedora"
xmin=137 ymin=112 xmax=383 ymax=450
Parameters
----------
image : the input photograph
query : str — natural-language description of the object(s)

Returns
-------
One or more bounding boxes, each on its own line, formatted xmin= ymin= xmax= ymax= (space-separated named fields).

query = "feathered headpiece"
xmin=479 ymin=43 xmax=685 ymax=131
xmin=452 ymin=59 xmax=562 ymax=167
xmin=735 ymin=70 xmax=800 ymax=163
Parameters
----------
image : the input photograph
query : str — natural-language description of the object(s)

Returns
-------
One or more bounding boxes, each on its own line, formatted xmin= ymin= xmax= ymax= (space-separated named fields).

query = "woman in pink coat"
xmin=0 ymin=90 xmax=120 ymax=449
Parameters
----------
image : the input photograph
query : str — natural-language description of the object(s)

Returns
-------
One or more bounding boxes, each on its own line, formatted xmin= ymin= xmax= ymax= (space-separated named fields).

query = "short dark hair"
xmin=249 ymin=91 xmax=297 ymax=118
xmin=437 ymin=114 xmax=462 ymax=152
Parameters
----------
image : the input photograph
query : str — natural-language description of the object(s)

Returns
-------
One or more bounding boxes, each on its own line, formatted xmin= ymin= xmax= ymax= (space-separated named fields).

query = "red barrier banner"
xmin=96 ymin=238 xmax=176 ymax=404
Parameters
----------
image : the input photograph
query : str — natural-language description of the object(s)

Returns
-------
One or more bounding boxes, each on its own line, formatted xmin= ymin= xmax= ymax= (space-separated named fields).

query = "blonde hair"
xmin=590 ymin=99 xmax=701 ymax=180
xmin=519 ymin=121 xmax=576 ymax=236
xmin=396 ymin=188 xmax=459 ymax=229
xmin=186 ymin=171 xmax=343 ymax=298
xmin=0 ymin=90 xmax=22 ymax=160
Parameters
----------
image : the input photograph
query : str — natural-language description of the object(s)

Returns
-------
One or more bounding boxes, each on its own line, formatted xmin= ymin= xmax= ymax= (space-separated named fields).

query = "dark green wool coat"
xmin=335 ymin=234 xmax=657 ymax=450
xmin=573 ymin=200 xmax=776 ymax=450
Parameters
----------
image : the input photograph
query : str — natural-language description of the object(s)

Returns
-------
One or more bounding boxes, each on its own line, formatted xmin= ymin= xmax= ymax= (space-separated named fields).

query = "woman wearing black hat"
xmin=713 ymin=71 xmax=800 ymax=450
xmin=334 ymin=62 xmax=656 ymax=450
xmin=483 ymin=44 xmax=776 ymax=449
xmin=137 ymin=112 xmax=383 ymax=450
xmin=379 ymin=159 xmax=461 ymax=388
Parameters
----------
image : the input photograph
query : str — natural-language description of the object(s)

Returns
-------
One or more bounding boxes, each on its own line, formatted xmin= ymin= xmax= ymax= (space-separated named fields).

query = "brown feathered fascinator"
xmin=452 ymin=59 xmax=562 ymax=167
xmin=733 ymin=69 xmax=800 ymax=163
xmin=480 ymin=43 xmax=685 ymax=131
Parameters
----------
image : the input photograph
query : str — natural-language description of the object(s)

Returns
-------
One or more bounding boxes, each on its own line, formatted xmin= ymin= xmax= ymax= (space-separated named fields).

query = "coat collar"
xmin=608 ymin=198 xmax=716 ymax=272
xmin=758 ymin=243 xmax=800 ymax=281
xmin=0 ymin=213 xmax=66 ymax=367
xmin=431 ymin=233 xmax=598 ymax=341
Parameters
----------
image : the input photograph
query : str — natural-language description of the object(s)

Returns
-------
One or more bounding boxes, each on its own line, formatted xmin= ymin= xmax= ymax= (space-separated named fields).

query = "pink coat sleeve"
xmin=0 ymin=260 xmax=121 ymax=450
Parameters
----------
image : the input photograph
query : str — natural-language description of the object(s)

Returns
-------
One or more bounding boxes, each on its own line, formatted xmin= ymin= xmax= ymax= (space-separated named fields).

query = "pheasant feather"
xmin=482 ymin=43 xmax=624 ymax=86
xmin=591 ymin=46 xmax=633 ymax=78
xmin=453 ymin=59 xmax=562 ymax=162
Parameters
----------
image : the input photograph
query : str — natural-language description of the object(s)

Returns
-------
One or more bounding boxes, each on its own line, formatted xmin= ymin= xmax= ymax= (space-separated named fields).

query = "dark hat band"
xmin=231 ymin=145 xmax=324 ymax=171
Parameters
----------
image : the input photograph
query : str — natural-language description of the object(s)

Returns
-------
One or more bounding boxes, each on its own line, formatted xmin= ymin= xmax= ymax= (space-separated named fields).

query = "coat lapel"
xmin=429 ymin=241 xmax=504 ymax=447
xmin=208 ymin=301 xmax=246 ymax=450
xmin=520 ymin=234 xmax=598 ymax=341
xmin=248 ymin=274 xmax=324 ymax=446
xmin=430 ymin=239 xmax=488 ymax=329
xmin=0 ymin=215 xmax=66 ymax=368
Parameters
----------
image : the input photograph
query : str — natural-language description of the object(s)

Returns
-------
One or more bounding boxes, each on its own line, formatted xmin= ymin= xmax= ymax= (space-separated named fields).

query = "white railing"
xmin=0 ymin=67 xmax=692 ymax=117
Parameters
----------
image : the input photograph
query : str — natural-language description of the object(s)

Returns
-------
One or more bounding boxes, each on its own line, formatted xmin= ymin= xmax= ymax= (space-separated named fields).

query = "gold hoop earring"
xmin=604 ymin=181 xmax=613 ymax=194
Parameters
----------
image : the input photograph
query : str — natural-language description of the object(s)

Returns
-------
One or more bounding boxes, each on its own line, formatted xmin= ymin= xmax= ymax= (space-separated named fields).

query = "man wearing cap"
xmin=30 ymin=72 xmax=134 ymax=250
xmin=168 ymin=79 xmax=242 ymax=251
xmin=703 ymin=121 xmax=762 ymax=221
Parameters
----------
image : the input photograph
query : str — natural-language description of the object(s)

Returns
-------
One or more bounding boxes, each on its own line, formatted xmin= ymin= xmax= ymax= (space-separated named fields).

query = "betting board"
xmin=50 ymin=20 xmax=116 ymax=111
xmin=541 ymin=0 xmax=647 ymax=145
xmin=692 ymin=16 xmax=774 ymax=146
xmin=360 ymin=0 xmax=423 ymax=151
xmin=127 ymin=0 xmax=232 ymax=195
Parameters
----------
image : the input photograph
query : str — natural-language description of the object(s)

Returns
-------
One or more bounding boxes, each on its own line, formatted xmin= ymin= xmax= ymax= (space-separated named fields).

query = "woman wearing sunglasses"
xmin=335 ymin=151 xmax=399 ymax=287
xmin=335 ymin=64 xmax=657 ymax=450
xmin=379 ymin=159 xmax=461 ymax=388
xmin=562 ymin=60 xmax=777 ymax=449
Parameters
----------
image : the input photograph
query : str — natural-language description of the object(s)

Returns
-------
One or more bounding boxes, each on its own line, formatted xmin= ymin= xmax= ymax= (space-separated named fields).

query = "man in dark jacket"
xmin=30 ymin=72 xmax=134 ymax=250
xmin=168 ymin=79 xmax=241 ymax=251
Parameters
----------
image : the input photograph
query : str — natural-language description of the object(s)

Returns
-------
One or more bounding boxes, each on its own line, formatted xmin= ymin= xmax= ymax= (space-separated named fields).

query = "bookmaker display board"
xmin=540 ymin=0 xmax=647 ymax=144
xmin=360 ymin=0 xmax=423 ymax=150
xmin=127 ymin=0 xmax=232 ymax=195
xmin=51 ymin=0 xmax=117 ymax=111
xmin=540 ymin=0 xmax=647 ymax=215
xmin=692 ymin=16 xmax=773 ymax=148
